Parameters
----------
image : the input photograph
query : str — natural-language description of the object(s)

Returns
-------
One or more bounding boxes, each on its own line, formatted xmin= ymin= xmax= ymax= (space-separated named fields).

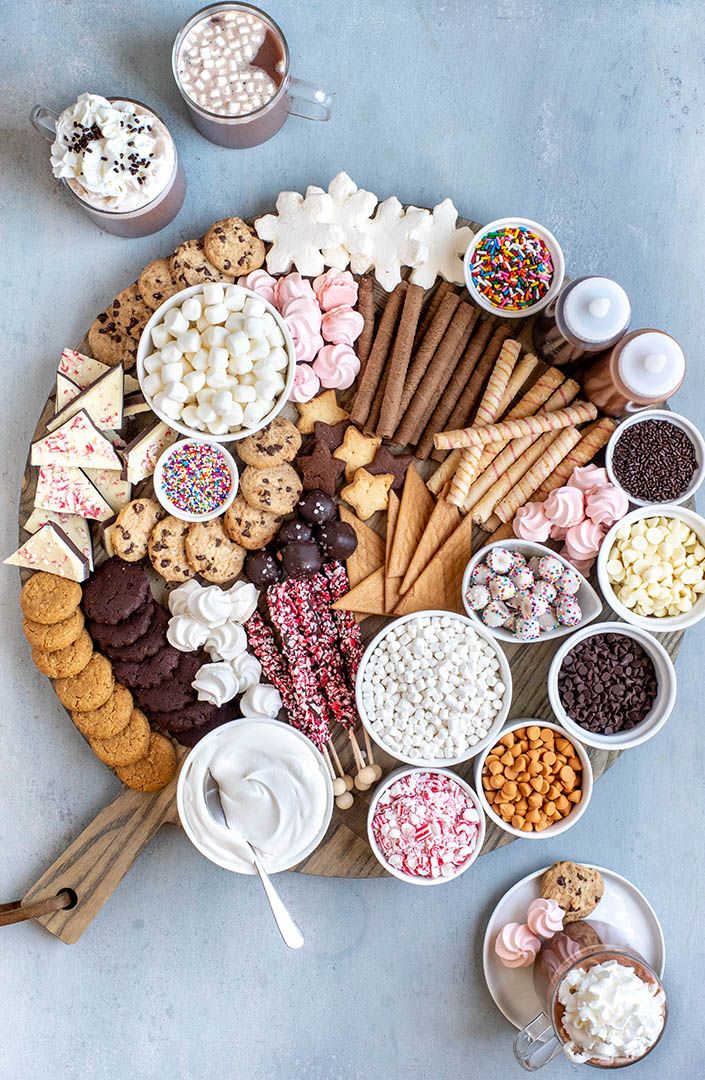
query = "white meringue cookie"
xmin=226 ymin=580 xmax=259 ymax=623
xmin=230 ymin=652 xmax=262 ymax=691
xmin=240 ymin=683 xmax=283 ymax=720
xmin=167 ymin=614 xmax=210 ymax=653
xmin=205 ymin=622 xmax=248 ymax=662
xmin=168 ymin=578 xmax=201 ymax=616
xmin=187 ymin=584 xmax=233 ymax=627
xmin=192 ymin=662 xmax=240 ymax=706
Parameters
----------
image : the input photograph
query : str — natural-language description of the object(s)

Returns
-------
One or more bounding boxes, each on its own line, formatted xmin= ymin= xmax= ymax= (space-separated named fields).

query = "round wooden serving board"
xmin=16 ymin=212 xmax=685 ymax=943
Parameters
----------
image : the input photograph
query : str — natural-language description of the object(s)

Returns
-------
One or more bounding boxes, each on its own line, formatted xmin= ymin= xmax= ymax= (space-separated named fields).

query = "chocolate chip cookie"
xmin=90 ymin=706 xmax=151 ymax=767
xmin=240 ymin=463 xmax=302 ymax=515
xmin=237 ymin=417 xmax=302 ymax=468
xmin=138 ymin=257 xmax=180 ymax=311
xmin=21 ymin=572 xmax=82 ymax=625
xmin=148 ymin=516 xmax=196 ymax=583
xmin=82 ymin=557 xmax=151 ymax=625
xmin=541 ymin=861 xmax=604 ymax=923
xmin=203 ymin=217 xmax=265 ymax=275
xmin=87 ymin=283 xmax=149 ymax=369
xmin=169 ymin=238 xmax=234 ymax=288
xmin=23 ymin=608 xmax=84 ymax=652
xmin=184 ymin=518 xmax=245 ymax=584
xmin=113 ymin=498 xmax=165 ymax=562
xmin=54 ymin=653 xmax=114 ymax=711
xmin=72 ymin=683 xmax=134 ymax=740
xmin=223 ymin=494 xmax=281 ymax=550
xmin=32 ymin=628 xmax=93 ymax=679
xmin=115 ymin=732 xmax=177 ymax=792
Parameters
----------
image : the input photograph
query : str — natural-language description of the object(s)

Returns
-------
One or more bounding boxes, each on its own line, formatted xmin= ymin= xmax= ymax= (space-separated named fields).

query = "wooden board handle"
xmin=21 ymin=763 xmax=182 ymax=944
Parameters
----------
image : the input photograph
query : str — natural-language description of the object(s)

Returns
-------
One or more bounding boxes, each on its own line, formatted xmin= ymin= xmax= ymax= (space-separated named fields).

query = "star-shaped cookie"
xmin=334 ymin=427 xmax=382 ymax=480
xmin=295 ymin=389 xmax=350 ymax=435
xmin=313 ymin=419 xmax=351 ymax=451
xmin=340 ymin=468 xmax=393 ymax=520
xmin=366 ymin=445 xmax=413 ymax=491
xmin=255 ymin=190 xmax=345 ymax=277
xmin=296 ymin=440 xmax=346 ymax=496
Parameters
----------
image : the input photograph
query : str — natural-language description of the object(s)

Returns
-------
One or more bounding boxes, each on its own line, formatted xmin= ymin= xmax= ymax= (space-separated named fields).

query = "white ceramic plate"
xmin=482 ymin=863 xmax=665 ymax=1029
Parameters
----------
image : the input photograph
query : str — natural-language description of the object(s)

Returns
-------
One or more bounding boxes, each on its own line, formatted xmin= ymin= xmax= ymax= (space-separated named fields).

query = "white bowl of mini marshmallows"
xmin=137 ymin=283 xmax=296 ymax=442
xmin=355 ymin=610 xmax=512 ymax=768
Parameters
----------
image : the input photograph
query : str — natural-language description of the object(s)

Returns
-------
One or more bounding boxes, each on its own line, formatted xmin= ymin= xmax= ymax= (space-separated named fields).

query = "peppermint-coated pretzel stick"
xmin=531 ymin=417 xmax=617 ymax=500
xmin=397 ymin=292 xmax=460 ymax=416
xmin=377 ymin=283 xmax=425 ymax=437
xmin=494 ymin=426 xmax=583 ymax=523
xmin=434 ymin=400 xmax=598 ymax=450
xmin=350 ymin=280 xmax=407 ymax=427
xmin=355 ymin=275 xmax=376 ymax=371
xmin=413 ymin=280 xmax=456 ymax=350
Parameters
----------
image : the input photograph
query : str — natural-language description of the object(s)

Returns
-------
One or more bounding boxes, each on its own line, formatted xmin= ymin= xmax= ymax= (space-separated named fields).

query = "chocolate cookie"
xmin=148 ymin=516 xmax=196 ymax=583
xmin=296 ymin=440 xmax=345 ymax=496
xmin=113 ymin=642 xmax=181 ymax=690
xmin=32 ymin=628 xmax=93 ymax=679
xmin=541 ymin=861 xmax=604 ymax=923
xmin=87 ymin=283 xmax=148 ymax=369
xmin=107 ymin=604 xmax=169 ymax=663
xmin=90 ymin=706 xmax=151 ymax=767
xmin=21 ymin=572 xmax=82 ymax=625
xmin=82 ymin=557 xmax=151 ymax=625
xmin=237 ymin=417 xmax=302 ymax=468
xmin=169 ymin=238 xmax=234 ymax=288
xmin=88 ymin=598 xmax=154 ymax=651
xmin=150 ymin=699 xmax=231 ymax=735
xmin=23 ymin=608 xmax=84 ymax=652
xmin=240 ymin=463 xmax=302 ymax=515
xmin=138 ymin=257 xmax=180 ymax=311
xmin=184 ymin=518 xmax=245 ymax=584
xmin=54 ymin=653 xmax=114 ymax=711
xmin=204 ymin=217 xmax=266 ymax=275
xmin=223 ymin=495 xmax=281 ymax=551
xmin=171 ymin=710 xmax=235 ymax=747
xmin=72 ymin=683 xmax=134 ymax=740
xmin=113 ymin=498 xmax=165 ymax=562
xmin=115 ymin=732 xmax=177 ymax=792
xmin=133 ymin=653 xmax=202 ymax=713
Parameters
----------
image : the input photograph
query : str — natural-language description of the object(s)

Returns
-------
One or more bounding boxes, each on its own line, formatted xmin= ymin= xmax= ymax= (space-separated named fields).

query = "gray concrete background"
xmin=1 ymin=1 xmax=702 ymax=1076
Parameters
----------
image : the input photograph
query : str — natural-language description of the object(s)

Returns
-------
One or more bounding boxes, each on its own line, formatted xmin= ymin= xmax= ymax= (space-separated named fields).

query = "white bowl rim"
xmin=463 ymin=216 xmax=565 ymax=319
xmin=153 ymin=437 xmax=239 ymax=522
xmin=597 ymin=503 xmax=705 ymax=632
xmin=461 ymin=539 xmax=601 ymax=644
xmin=547 ymin=621 xmax=678 ymax=751
xmin=604 ymin=408 xmax=705 ymax=508
xmin=136 ymin=282 xmax=296 ymax=443
xmin=355 ymin=609 xmax=513 ymax=768
xmin=473 ymin=717 xmax=593 ymax=840
xmin=366 ymin=765 xmax=486 ymax=886
xmin=176 ymin=717 xmax=334 ymax=875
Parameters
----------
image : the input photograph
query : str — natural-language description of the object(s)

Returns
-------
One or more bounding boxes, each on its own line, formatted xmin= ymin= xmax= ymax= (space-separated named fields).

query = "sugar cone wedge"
xmin=331 ymin=566 xmax=385 ymax=616
xmin=394 ymin=513 xmax=473 ymax=616
xmin=384 ymin=490 xmax=402 ymax=614
xmin=387 ymin=465 xmax=434 ymax=581
xmin=339 ymin=505 xmax=385 ymax=587
xmin=399 ymin=496 xmax=460 ymax=595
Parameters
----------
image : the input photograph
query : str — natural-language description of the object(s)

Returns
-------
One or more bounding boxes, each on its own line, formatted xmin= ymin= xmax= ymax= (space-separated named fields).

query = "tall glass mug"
xmin=172 ymin=3 xmax=331 ymax=147
xmin=31 ymin=97 xmax=186 ymax=237
xmin=514 ymin=925 xmax=667 ymax=1070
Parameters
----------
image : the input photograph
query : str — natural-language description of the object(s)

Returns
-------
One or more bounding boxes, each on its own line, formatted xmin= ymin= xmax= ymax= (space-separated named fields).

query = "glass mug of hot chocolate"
xmin=514 ymin=923 xmax=667 ymax=1070
xmin=172 ymin=2 xmax=331 ymax=148
xmin=31 ymin=94 xmax=186 ymax=237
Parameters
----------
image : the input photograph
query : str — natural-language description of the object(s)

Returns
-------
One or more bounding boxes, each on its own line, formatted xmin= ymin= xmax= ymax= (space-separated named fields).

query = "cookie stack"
xmin=223 ymin=417 xmax=303 ymax=551
xmin=21 ymin=571 xmax=176 ymax=791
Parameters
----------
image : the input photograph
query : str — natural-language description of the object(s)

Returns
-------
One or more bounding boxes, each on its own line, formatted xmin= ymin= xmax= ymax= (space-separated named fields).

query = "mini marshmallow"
xmin=224 ymin=285 xmax=246 ymax=311
xmin=163 ymin=381 xmax=189 ymax=404
xmin=243 ymin=297 xmax=266 ymax=318
xmin=244 ymin=317 xmax=266 ymax=338
xmin=229 ymin=354 xmax=254 ymax=375
xmin=143 ymin=352 xmax=163 ymax=375
xmin=183 ymin=370 xmax=207 ymax=394
xmin=206 ymin=369 xmax=230 ymax=388
xmin=248 ymin=338 xmax=271 ymax=361
xmin=196 ymin=402 xmax=217 ymax=424
xmin=208 ymin=346 xmax=229 ymax=370
xmin=190 ymin=348 xmax=209 ymax=372
xmin=161 ymin=361 xmax=185 ymax=384
xmin=151 ymin=324 xmax=171 ymax=349
xmin=202 ymin=282 xmax=225 ymax=306
xmin=202 ymin=326 xmax=228 ymax=347
xmin=160 ymin=342 xmax=183 ymax=365
xmin=227 ymin=331 xmax=249 ymax=356
xmin=212 ymin=390 xmax=234 ymax=416
xmin=243 ymin=400 xmax=270 ymax=426
xmin=142 ymin=372 xmax=163 ymax=397
xmin=163 ymin=308 xmax=189 ymax=335
xmin=205 ymin=303 xmax=229 ymax=325
xmin=176 ymin=329 xmax=201 ymax=354
xmin=269 ymin=346 xmax=289 ymax=371
xmin=232 ymin=384 xmax=257 ymax=403
xmin=181 ymin=297 xmax=202 ymax=322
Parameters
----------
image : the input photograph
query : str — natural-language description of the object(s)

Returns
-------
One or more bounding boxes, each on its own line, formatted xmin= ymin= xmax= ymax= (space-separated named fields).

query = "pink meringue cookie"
xmin=543 ymin=486 xmax=585 ymax=529
xmin=559 ymin=545 xmax=596 ymax=575
xmin=564 ymin=519 xmax=605 ymax=562
xmin=284 ymin=298 xmax=324 ymax=364
xmin=526 ymin=897 xmax=565 ymax=939
xmin=513 ymin=502 xmax=552 ymax=542
xmin=238 ymin=270 xmax=277 ymax=307
xmin=289 ymin=363 xmax=321 ymax=403
xmin=585 ymin=483 xmax=629 ymax=527
xmin=313 ymin=268 xmax=358 ymax=310
xmin=550 ymin=523 xmax=569 ymax=541
xmin=494 ymin=923 xmax=541 ymax=969
xmin=312 ymin=344 xmax=360 ymax=390
xmin=274 ymin=272 xmax=316 ymax=310
xmin=321 ymin=304 xmax=365 ymax=346
xmin=569 ymin=464 xmax=609 ymax=493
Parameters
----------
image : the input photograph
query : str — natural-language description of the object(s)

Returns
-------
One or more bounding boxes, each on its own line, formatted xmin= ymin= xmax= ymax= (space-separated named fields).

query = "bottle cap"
xmin=618 ymin=331 xmax=685 ymax=400
xmin=562 ymin=277 xmax=631 ymax=345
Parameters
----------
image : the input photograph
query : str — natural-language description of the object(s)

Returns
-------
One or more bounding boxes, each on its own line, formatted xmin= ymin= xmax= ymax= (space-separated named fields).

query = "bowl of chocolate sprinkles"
xmin=606 ymin=410 xmax=705 ymax=508
xmin=548 ymin=622 xmax=677 ymax=751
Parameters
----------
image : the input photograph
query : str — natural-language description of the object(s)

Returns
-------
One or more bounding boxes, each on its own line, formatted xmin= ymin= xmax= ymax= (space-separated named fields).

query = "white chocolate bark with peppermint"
xmin=47 ymin=365 xmax=124 ymax=432
xmin=23 ymin=506 xmax=93 ymax=569
xmin=34 ymin=465 xmax=113 ymax=521
xmin=31 ymin=410 xmax=121 ymax=471
xmin=121 ymin=420 xmax=178 ymax=484
xmin=83 ymin=467 xmax=132 ymax=513
xmin=4 ymin=523 xmax=90 ymax=581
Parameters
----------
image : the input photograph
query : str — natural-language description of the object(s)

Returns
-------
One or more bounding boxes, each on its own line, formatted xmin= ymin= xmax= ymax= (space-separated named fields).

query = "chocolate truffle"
xmin=245 ymin=550 xmax=282 ymax=587
xmin=316 ymin=521 xmax=358 ymax=560
xmin=278 ymin=519 xmax=313 ymax=544
xmin=281 ymin=541 xmax=322 ymax=579
xmin=298 ymin=490 xmax=336 ymax=526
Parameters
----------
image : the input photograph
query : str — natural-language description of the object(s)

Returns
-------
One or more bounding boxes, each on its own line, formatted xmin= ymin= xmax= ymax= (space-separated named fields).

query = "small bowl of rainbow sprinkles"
xmin=463 ymin=216 xmax=565 ymax=319
xmin=154 ymin=438 xmax=238 ymax=523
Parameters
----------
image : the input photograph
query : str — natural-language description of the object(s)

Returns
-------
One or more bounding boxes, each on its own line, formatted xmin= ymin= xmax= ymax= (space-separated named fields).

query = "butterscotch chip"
xmin=184 ymin=518 xmax=245 ymax=584
xmin=32 ymin=629 xmax=93 ymax=679
xmin=54 ymin=653 xmax=114 ymax=711
xmin=21 ymin=572 xmax=81 ymax=625
xmin=113 ymin=498 xmax=165 ymax=562
xmin=23 ymin=608 xmax=84 ymax=652
xmin=72 ymin=684 xmax=134 ymax=739
xmin=90 ymin=707 xmax=150 ymax=767
xmin=115 ymin=733 xmax=177 ymax=792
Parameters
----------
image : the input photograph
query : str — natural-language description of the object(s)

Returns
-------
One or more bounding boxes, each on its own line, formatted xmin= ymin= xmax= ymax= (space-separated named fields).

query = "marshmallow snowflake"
xmin=255 ymin=191 xmax=344 ymax=277
xmin=408 ymin=198 xmax=475 ymax=288
xmin=305 ymin=172 xmax=378 ymax=270
xmin=348 ymin=197 xmax=430 ymax=291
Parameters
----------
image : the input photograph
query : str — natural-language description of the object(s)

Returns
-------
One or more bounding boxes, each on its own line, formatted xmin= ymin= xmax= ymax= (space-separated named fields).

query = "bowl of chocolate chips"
xmin=548 ymin=622 xmax=677 ymax=751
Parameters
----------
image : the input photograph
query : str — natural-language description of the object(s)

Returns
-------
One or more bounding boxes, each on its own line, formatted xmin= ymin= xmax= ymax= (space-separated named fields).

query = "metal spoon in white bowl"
xmin=204 ymin=769 xmax=304 ymax=950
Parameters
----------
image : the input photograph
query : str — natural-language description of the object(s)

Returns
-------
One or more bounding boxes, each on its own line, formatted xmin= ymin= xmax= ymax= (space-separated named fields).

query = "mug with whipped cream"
xmin=31 ymin=93 xmax=186 ymax=236
xmin=177 ymin=717 xmax=333 ymax=874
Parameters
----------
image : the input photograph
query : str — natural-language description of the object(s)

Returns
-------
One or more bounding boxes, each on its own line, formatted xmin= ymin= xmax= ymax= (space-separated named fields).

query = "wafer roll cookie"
xmin=350 ymin=281 xmax=407 ymax=427
xmin=356 ymin=275 xmax=376 ymax=369
xmin=532 ymin=417 xmax=617 ymax=500
xmin=398 ymin=292 xmax=460 ymax=416
xmin=488 ymin=521 xmax=515 ymax=542
xmin=471 ymin=432 xmax=555 ymax=524
xmin=413 ymin=281 xmax=455 ymax=349
xmin=495 ymin=427 xmax=582 ymax=523
xmin=427 ymin=449 xmax=462 ymax=495
xmin=434 ymin=401 xmax=598 ymax=451
xmin=406 ymin=309 xmax=478 ymax=447
xmin=377 ymin=284 xmax=425 ymax=437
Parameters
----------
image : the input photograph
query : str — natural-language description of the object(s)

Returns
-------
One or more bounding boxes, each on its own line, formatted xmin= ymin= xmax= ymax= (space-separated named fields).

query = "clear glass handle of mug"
xmin=31 ymin=105 xmax=59 ymax=141
xmin=513 ymin=1012 xmax=564 ymax=1071
xmin=287 ymin=78 xmax=332 ymax=122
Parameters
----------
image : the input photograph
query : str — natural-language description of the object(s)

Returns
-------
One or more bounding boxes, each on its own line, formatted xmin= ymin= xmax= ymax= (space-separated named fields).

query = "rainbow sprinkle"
xmin=470 ymin=226 xmax=554 ymax=310
xmin=160 ymin=441 xmax=233 ymax=516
